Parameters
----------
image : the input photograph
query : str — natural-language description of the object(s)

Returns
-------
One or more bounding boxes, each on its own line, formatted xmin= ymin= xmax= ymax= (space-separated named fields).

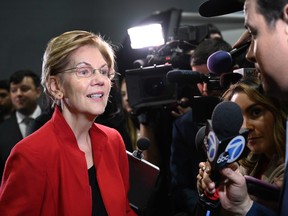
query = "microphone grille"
xmin=137 ymin=137 xmax=150 ymax=151
xmin=211 ymin=101 xmax=243 ymax=141
xmin=207 ymin=50 xmax=232 ymax=75
xmin=195 ymin=126 xmax=207 ymax=155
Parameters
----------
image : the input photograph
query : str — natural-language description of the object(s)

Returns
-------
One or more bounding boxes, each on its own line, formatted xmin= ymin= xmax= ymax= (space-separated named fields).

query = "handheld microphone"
xmin=166 ymin=70 xmax=209 ymax=84
xmin=211 ymin=101 xmax=243 ymax=140
xmin=132 ymin=137 xmax=150 ymax=160
xmin=208 ymin=101 xmax=248 ymax=181
xmin=198 ymin=101 xmax=249 ymax=210
xmin=207 ymin=41 xmax=251 ymax=75
xmin=195 ymin=125 xmax=207 ymax=157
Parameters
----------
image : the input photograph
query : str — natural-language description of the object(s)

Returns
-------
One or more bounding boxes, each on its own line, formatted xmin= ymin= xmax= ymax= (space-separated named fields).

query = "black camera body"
xmin=133 ymin=40 xmax=194 ymax=70
xmin=125 ymin=24 xmax=227 ymax=111
xmin=125 ymin=64 xmax=178 ymax=110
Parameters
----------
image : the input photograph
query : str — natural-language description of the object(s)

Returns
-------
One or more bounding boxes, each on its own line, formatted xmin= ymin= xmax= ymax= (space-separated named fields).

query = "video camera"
xmin=125 ymin=24 xmax=219 ymax=111
xmin=125 ymin=64 xmax=178 ymax=110
xmin=132 ymin=24 xmax=214 ymax=69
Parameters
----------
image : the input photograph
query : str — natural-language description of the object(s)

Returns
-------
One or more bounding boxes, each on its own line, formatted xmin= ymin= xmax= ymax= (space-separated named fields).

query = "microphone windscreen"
xmin=195 ymin=126 xmax=207 ymax=156
xmin=207 ymin=50 xmax=232 ymax=75
xmin=198 ymin=0 xmax=244 ymax=17
xmin=137 ymin=137 xmax=150 ymax=151
xmin=211 ymin=101 xmax=243 ymax=141
xmin=166 ymin=70 xmax=208 ymax=84
xmin=220 ymin=72 xmax=243 ymax=89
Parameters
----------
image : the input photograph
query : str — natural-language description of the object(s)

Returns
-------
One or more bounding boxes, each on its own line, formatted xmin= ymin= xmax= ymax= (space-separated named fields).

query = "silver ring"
xmin=201 ymin=166 xmax=206 ymax=171
xmin=199 ymin=192 xmax=205 ymax=197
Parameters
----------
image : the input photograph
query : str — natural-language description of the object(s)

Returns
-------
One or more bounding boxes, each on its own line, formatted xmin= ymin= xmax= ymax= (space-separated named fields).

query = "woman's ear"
xmin=48 ymin=76 xmax=63 ymax=99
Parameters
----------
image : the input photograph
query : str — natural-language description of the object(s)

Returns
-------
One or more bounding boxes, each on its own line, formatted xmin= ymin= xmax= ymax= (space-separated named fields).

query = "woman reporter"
xmin=197 ymin=77 xmax=288 ymax=214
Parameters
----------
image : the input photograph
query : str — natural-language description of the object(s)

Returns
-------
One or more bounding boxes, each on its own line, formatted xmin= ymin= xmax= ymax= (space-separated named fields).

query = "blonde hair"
xmin=41 ymin=30 xmax=115 ymax=106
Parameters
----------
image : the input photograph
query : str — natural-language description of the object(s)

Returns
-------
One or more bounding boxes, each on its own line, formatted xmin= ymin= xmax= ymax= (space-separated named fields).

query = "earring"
xmin=57 ymin=92 xmax=63 ymax=99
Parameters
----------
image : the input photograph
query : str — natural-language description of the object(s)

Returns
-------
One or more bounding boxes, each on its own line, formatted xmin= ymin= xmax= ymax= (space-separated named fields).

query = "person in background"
xmin=120 ymin=78 xmax=140 ymax=151
xmin=0 ymin=70 xmax=42 ymax=179
xmin=170 ymin=38 xmax=236 ymax=216
xmin=206 ymin=23 xmax=223 ymax=39
xmin=197 ymin=78 xmax=288 ymax=215
xmin=0 ymin=79 xmax=14 ymax=122
xmin=0 ymin=30 xmax=136 ymax=216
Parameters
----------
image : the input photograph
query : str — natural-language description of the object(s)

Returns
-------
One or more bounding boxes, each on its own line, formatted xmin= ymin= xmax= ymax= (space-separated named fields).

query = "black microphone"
xmin=199 ymin=101 xmax=249 ymax=210
xmin=211 ymin=101 xmax=243 ymax=140
xmin=219 ymin=72 xmax=243 ymax=89
xmin=195 ymin=101 xmax=245 ymax=159
xmin=208 ymin=101 xmax=247 ymax=175
xmin=195 ymin=125 xmax=207 ymax=157
xmin=196 ymin=101 xmax=245 ymax=172
xmin=207 ymin=41 xmax=251 ymax=75
xmin=132 ymin=137 xmax=150 ymax=160
xmin=166 ymin=70 xmax=209 ymax=84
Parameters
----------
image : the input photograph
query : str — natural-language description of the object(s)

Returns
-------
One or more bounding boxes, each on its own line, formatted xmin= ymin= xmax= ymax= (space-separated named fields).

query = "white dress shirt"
xmin=16 ymin=105 xmax=42 ymax=137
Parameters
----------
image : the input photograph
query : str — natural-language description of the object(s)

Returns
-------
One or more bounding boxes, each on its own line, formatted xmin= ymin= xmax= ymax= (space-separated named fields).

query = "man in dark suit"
xmin=0 ymin=70 xmax=42 ymax=179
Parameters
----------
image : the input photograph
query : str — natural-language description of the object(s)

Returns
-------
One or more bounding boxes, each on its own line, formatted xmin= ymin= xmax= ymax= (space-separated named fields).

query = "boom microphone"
xmin=220 ymin=72 xmax=243 ymax=89
xmin=132 ymin=137 xmax=151 ymax=160
xmin=166 ymin=70 xmax=209 ymax=84
xmin=207 ymin=41 xmax=251 ymax=75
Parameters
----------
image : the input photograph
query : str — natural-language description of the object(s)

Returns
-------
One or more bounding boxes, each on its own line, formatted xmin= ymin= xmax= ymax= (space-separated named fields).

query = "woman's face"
xmin=121 ymin=80 xmax=132 ymax=113
xmin=230 ymin=92 xmax=275 ymax=157
xmin=60 ymin=45 xmax=111 ymax=120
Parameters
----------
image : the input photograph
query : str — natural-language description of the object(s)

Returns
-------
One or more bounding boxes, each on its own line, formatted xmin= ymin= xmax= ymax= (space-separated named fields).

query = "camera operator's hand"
xmin=171 ymin=105 xmax=192 ymax=118
xmin=170 ymin=97 xmax=192 ymax=118
xmin=233 ymin=29 xmax=251 ymax=49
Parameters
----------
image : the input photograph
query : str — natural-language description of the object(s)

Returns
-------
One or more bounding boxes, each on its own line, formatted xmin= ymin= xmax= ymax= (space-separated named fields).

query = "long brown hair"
xmin=222 ymin=78 xmax=288 ymax=168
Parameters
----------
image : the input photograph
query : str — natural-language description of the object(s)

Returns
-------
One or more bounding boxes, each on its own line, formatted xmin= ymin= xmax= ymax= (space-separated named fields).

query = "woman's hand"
xmin=197 ymin=161 xmax=215 ymax=196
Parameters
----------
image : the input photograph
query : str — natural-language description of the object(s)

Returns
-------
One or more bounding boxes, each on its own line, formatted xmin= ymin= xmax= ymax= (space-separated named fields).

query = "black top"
xmin=88 ymin=165 xmax=108 ymax=216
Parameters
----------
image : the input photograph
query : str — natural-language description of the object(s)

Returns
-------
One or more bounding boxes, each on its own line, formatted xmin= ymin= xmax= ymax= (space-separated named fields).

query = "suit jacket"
xmin=170 ymin=97 xmax=220 ymax=214
xmin=170 ymin=110 xmax=205 ymax=214
xmin=247 ymin=202 xmax=276 ymax=216
xmin=279 ymin=160 xmax=288 ymax=215
xmin=0 ymin=107 xmax=136 ymax=216
xmin=0 ymin=112 xmax=23 ymax=179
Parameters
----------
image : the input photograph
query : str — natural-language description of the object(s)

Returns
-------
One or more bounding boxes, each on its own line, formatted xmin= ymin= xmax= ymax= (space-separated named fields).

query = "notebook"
xmin=126 ymin=151 xmax=160 ymax=211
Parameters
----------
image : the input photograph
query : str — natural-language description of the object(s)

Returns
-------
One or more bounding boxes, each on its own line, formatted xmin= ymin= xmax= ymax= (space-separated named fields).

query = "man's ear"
xmin=283 ymin=4 xmax=288 ymax=24
xmin=35 ymin=86 xmax=42 ymax=99
xmin=48 ymin=76 xmax=63 ymax=99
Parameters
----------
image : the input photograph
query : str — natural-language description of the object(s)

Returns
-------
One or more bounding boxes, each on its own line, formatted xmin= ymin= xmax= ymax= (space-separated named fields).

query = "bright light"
xmin=127 ymin=23 xmax=165 ymax=49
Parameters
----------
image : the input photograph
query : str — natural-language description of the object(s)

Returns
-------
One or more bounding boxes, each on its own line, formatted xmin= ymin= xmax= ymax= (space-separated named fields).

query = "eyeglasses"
xmin=62 ymin=62 xmax=115 ymax=80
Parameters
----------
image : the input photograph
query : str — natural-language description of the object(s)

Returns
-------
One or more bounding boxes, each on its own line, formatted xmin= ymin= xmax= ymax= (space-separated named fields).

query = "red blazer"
xmin=0 ymin=107 xmax=136 ymax=216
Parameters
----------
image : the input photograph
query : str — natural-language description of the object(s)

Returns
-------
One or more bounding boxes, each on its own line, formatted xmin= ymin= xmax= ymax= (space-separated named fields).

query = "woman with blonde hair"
xmin=0 ymin=30 xmax=136 ymax=216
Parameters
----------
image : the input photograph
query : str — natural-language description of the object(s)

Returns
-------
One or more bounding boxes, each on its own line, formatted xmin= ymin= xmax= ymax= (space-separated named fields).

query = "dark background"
xmin=0 ymin=0 xmax=244 ymax=80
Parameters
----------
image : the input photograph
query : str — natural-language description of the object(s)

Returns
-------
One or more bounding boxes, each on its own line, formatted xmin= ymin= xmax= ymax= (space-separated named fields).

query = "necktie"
xmin=24 ymin=117 xmax=34 ymax=137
